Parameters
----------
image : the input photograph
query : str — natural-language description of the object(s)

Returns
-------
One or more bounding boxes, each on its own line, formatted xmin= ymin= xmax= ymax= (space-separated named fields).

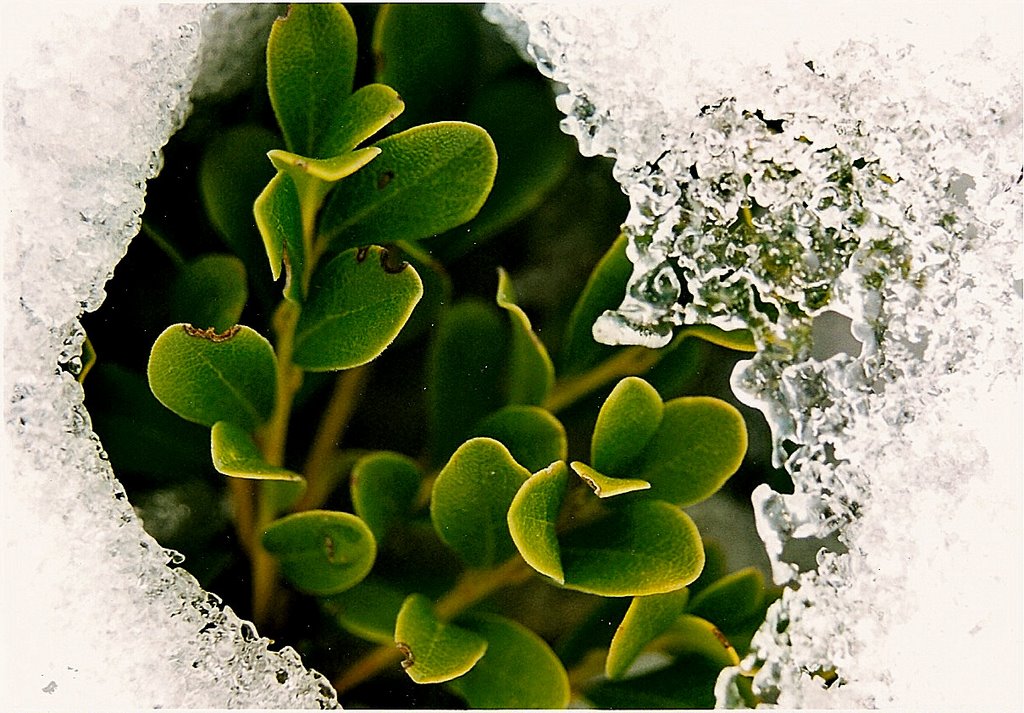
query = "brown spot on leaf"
xmin=711 ymin=626 xmax=732 ymax=650
xmin=580 ymin=475 xmax=601 ymax=495
xmin=396 ymin=642 xmax=415 ymax=670
xmin=356 ymin=246 xmax=370 ymax=263
xmin=324 ymin=534 xmax=336 ymax=562
xmin=377 ymin=170 xmax=395 ymax=190
xmin=373 ymin=49 xmax=386 ymax=76
xmin=183 ymin=324 xmax=241 ymax=342
xmin=380 ymin=248 xmax=408 ymax=274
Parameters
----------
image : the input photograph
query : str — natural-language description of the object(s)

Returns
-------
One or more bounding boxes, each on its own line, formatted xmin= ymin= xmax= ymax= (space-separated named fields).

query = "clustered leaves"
xmin=118 ymin=4 xmax=777 ymax=708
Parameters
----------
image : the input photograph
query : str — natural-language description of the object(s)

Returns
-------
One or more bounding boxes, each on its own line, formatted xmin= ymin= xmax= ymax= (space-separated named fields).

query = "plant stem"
xmin=543 ymin=346 xmax=660 ymax=413
xmin=332 ymin=557 xmax=532 ymax=694
xmin=227 ymin=478 xmax=255 ymax=556
xmin=296 ymin=365 xmax=369 ymax=511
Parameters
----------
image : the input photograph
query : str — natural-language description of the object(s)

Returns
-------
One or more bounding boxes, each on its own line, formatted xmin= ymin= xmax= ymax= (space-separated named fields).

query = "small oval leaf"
xmin=659 ymin=614 xmax=740 ymax=669
xmin=395 ymin=593 xmax=488 ymax=684
xmin=430 ymin=438 xmax=531 ymax=568
xmin=169 ymin=254 xmax=248 ymax=333
xmin=268 ymin=146 xmax=381 ymax=185
xmin=473 ymin=405 xmax=566 ymax=473
xmin=687 ymin=566 xmax=766 ymax=632
xmin=267 ymin=4 xmax=357 ymax=157
xmin=350 ymin=451 xmax=422 ymax=541
xmin=570 ymin=461 xmax=650 ymax=499
xmin=592 ymin=376 xmax=663 ymax=476
xmin=318 ymin=83 xmax=405 ymax=158
xmin=634 ymin=397 xmax=748 ymax=507
xmin=211 ymin=421 xmax=303 ymax=483
xmin=496 ymin=269 xmax=554 ymax=405
xmin=292 ymin=246 xmax=423 ymax=372
xmin=147 ymin=324 xmax=276 ymax=432
xmin=253 ymin=171 xmax=302 ymax=284
xmin=427 ymin=301 xmax=508 ymax=463
xmin=449 ymin=614 xmax=571 ymax=709
xmin=606 ymin=589 xmax=690 ymax=680
xmin=319 ymin=122 xmax=497 ymax=250
xmin=561 ymin=500 xmax=704 ymax=597
xmin=559 ymin=233 xmax=632 ymax=376
xmin=262 ymin=510 xmax=376 ymax=596
xmin=507 ymin=461 xmax=568 ymax=584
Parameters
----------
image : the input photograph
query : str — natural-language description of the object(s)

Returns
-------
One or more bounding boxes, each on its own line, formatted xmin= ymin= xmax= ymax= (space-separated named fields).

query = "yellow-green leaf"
xmin=591 ymin=376 xmax=663 ymax=475
xmin=210 ymin=421 xmax=303 ymax=483
xmin=687 ymin=566 xmax=766 ymax=633
xmin=473 ymin=405 xmax=566 ymax=473
xmin=495 ymin=268 xmax=554 ymax=405
xmin=570 ymin=461 xmax=650 ymax=499
xmin=253 ymin=171 xmax=301 ymax=286
xmin=394 ymin=594 xmax=488 ymax=684
xmin=658 ymin=614 xmax=740 ymax=669
xmin=507 ymin=461 xmax=568 ymax=584
xmin=318 ymin=83 xmax=405 ymax=158
xmin=606 ymin=589 xmax=690 ymax=680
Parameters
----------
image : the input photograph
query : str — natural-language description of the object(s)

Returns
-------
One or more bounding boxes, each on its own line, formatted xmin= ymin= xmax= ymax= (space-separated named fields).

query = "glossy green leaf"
xmin=606 ymin=589 xmax=690 ymax=680
xmin=427 ymin=301 xmax=508 ymax=463
xmin=350 ymin=451 xmax=422 ymax=541
xmin=679 ymin=323 xmax=757 ymax=352
xmin=394 ymin=593 xmax=488 ymax=684
xmin=267 ymin=3 xmax=357 ymax=157
xmin=371 ymin=4 xmax=479 ymax=131
xmin=570 ymin=461 xmax=650 ymax=499
xmin=507 ymin=461 xmax=568 ymax=584
xmin=687 ymin=567 xmax=766 ymax=632
xmin=147 ymin=324 xmax=276 ymax=432
xmin=211 ymin=420 xmax=303 ymax=483
xmin=591 ymin=376 xmax=663 ymax=475
xmin=433 ymin=77 xmax=575 ymax=258
xmin=430 ymin=438 xmax=531 ymax=568
xmin=253 ymin=171 xmax=302 ymax=286
xmin=292 ymin=246 xmax=423 ymax=372
xmin=634 ymin=397 xmax=748 ymax=507
xmin=324 ymin=577 xmax=408 ymax=645
xmin=318 ymin=122 xmax=497 ymax=250
xmin=318 ymin=83 xmax=405 ymax=158
xmin=262 ymin=510 xmax=376 ymax=596
xmin=449 ymin=614 xmax=570 ymax=709
xmin=659 ymin=614 xmax=740 ymax=668
xmin=169 ymin=254 xmax=248 ymax=333
xmin=561 ymin=500 xmax=704 ymax=597
xmin=496 ymin=269 xmax=554 ymax=405
xmin=473 ymin=405 xmax=566 ymax=473
xmin=199 ymin=124 xmax=279 ymax=268
xmin=585 ymin=653 xmax=721 ymax=709
xmin=559 ymin=233 xmax=631 ymax=376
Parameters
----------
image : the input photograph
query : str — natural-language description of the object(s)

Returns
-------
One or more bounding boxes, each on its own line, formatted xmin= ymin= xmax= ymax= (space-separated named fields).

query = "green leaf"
xmin=267 ymin=3 xmax=357 ymax=157
xmin=606 ymin=589 xmax=690 ymax=680
xmin=570 ymin=461 xmax=650 ymax=499
xmin=253 ymin=171 xmax=302 ymax=286
xmin=559 ymin=234 xmax=632 ymax=376
xmin=371 ymin=4 xmax=479 ymax=132
xmin=169 ymin=254 xmax=248 ymax=333
xmin=473 ymin=405 xmax=566 ymax=473
xmin=430 ymin=438 xmax=531 ymax=568
xmin=433 ymin=76 xmax=576 ymax=259
xmin=507 ymin=461 xmax=568 ymax=584
xmin=318 ymin=83 xmax=405 ymax=158
xmin=427 ymin=301 xmax=508 ymax=463
xmin=634 ymin=397 xmax=748 ymax=507
xmin=658 ymin=614 xmax=740 ymax=669
xmin=324 ymin=577 xmax=408 ymax=645
xmin=268 ymin=146 xmax=381 ymax=203
xmin=584 ymin=653 xmax=721 ymax=709
xmin=210 ymin=420 xmax=303 ymax=482
xmin=350 ymin=451 xmax=422 ymax=541
xmin=394 ymin=593 xmax=488 ymax=684
xmin=679 ymin=324 xmax=757 ymax=352
xmin=199 ymin=124 xmax=279 ymax=269
xmin=591 ymin=376 xmax=664 ymax=476
xmin=687 ymin=566 xmax=766 ymax=633
xmin=449 ymin=614 xmax=571 ymax=709
xmin=495 ymin=269 xmax=554 ymax=405
xmin=262 ymin=510 xmax=376 ymax=596
xmin=292 ymin=246 xmax=423 ymax=372
xmin=561 ymin=500 xmax=704 ymax=597
xmin=147 ymin=324 xmax=276 ymax=432
xmin=318 ymin=122 xmax=497 ymax=251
